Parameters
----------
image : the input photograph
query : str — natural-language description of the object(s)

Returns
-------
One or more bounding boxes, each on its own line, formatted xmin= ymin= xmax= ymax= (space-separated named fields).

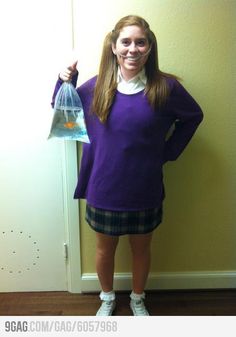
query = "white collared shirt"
xmin=117 ymin=67 xmax=147 ymax=94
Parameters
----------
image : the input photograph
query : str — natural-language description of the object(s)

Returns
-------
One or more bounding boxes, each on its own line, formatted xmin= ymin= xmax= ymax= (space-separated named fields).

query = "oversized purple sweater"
xmin=52 ymin=75 xmax=203 ymax=211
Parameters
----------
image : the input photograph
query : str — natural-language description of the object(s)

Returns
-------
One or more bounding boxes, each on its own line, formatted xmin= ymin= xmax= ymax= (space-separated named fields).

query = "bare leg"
xmin=95 ymin=232 xmax=119 ymax=292
xmin=129 ymin=232 xmax=153 ymax=294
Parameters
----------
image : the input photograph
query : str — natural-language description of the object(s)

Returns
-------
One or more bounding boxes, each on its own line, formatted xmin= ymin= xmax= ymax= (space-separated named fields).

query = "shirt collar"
xmin=117 ymin=67 xmax=147 ymax=85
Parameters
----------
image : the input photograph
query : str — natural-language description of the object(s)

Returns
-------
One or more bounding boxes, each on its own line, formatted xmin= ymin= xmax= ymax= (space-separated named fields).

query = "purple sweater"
xmin=52 ymin=75 xmax=203 ymax=211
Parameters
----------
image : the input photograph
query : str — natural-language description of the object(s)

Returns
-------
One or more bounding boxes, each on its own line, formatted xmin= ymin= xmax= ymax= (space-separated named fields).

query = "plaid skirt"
xmin=85 ymin=204 xmax=163 ymax=236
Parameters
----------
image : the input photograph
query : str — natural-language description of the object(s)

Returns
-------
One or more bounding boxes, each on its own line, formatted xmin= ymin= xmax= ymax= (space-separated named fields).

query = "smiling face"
xmin=112 ymin=25 xmax=150 ymax=81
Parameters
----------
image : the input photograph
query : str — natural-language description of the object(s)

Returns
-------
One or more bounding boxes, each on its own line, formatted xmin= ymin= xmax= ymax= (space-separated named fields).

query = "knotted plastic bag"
xmin=48 ymin=82 xmax=90 ymax=143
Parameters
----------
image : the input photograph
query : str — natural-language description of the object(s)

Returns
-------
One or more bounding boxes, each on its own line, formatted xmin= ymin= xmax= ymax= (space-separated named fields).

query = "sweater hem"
xmin=83 ymin=199 xmax=164 ymax=212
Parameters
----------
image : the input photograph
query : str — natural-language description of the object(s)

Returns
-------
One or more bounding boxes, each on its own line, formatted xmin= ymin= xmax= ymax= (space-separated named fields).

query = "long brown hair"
xmin=92 ymin=15 xmax=178 ymax=123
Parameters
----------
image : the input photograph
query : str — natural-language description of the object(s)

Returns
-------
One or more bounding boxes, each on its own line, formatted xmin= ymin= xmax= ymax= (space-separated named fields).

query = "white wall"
xmin=0 ymin=0 xmax=79 ymax=292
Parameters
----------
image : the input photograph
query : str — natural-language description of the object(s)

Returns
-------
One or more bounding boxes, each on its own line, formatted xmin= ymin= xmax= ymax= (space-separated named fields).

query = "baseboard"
xmin=80 ymin=271 xmax=236 ymax=293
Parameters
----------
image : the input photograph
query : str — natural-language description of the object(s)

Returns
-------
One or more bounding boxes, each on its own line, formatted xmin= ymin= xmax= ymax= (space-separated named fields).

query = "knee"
xmin=96 ymin=234 xmax=119 ymax=259
xmin=96 ymin=242 xmax=118 ymax=260
xmin=96 ymin=246 xmax=114 ymax=259
xmin=129 ymin=240 xmax=151 ymax=257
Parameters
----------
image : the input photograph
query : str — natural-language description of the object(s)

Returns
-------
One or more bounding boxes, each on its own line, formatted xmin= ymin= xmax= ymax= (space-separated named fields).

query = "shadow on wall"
xmin=152 ymin=137 xmax=235 ymax=272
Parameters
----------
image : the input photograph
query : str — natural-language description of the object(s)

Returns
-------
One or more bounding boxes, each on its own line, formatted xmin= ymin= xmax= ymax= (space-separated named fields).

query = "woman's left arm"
xmin=163 ymin=80 xmax=203 ymax=163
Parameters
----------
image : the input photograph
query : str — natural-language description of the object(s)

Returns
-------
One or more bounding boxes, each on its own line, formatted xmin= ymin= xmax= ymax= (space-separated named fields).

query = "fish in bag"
xmin=48 ymin=82 xmax=90 ymax=143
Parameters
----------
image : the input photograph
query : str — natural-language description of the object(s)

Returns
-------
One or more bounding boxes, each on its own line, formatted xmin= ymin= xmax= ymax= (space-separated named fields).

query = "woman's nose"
xmin=129 ymin=42 xmax=138 ymax=52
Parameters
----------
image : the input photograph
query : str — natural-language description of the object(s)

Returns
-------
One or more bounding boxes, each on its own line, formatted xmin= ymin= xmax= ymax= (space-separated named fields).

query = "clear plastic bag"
xmin=48 ymin=82 xmax=90 ymax=143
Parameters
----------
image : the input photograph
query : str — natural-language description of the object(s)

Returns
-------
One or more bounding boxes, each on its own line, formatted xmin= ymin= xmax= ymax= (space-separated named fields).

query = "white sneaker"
xmin=96 ymin=300 xmax=116 ymax=316
xmin=130 ymin=291 xmax=149 ymax=316
xmin=130 ymin=299 xmax=149 ymax=316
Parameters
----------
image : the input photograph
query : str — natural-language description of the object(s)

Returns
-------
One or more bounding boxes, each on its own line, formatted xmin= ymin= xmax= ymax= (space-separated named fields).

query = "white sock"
xmin=130 ymin=291 xmax=145 ymax=301
xmin=99 ymin=290 xmax=115 ymax=301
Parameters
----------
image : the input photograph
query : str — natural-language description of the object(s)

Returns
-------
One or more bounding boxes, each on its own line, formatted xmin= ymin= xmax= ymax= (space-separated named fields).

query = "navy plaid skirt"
xmin=85 ymin=204 xmax=163 ymax=236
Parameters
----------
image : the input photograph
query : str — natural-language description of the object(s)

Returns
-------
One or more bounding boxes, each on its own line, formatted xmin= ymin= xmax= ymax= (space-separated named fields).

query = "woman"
xmin=52 ymin=15 xmax=203 ymax=316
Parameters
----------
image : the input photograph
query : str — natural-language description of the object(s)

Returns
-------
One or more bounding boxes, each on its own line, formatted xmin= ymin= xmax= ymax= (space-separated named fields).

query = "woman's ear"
xmin=111 ymin=43 xmax=117 ymax=55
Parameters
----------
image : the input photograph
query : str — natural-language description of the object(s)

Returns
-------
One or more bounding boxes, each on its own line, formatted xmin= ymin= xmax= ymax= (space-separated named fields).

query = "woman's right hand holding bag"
xmin=59 ymin=61 xmax=78 ymax=82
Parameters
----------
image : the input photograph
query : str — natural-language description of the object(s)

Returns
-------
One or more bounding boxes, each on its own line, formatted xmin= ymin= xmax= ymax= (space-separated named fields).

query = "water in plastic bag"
xmin=48 ymin=82 xmax=90 ymax=143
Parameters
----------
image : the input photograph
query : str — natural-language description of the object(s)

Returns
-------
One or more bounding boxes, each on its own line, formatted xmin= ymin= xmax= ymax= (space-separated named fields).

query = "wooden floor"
xmin=0 ymin=289 xmax=236 ymax=316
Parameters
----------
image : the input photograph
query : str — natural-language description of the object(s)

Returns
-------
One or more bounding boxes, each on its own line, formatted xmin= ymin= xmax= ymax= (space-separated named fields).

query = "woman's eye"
xmin=121 ymin=40 xmax=130 ymax=46
xmin=137 ymin=40 xmax=146 ymax=47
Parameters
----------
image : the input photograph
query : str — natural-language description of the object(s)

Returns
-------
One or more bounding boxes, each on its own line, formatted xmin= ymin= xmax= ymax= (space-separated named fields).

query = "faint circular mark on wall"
xmin=0 ymin=229 xmax=40 ymax=274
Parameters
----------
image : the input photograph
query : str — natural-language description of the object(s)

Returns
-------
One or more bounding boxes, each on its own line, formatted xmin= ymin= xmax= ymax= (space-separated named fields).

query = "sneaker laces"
xmin=96 ymin=300 xmax=115 ymax=316
xmin=131 ymin=299 xmax=149 ymax=315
